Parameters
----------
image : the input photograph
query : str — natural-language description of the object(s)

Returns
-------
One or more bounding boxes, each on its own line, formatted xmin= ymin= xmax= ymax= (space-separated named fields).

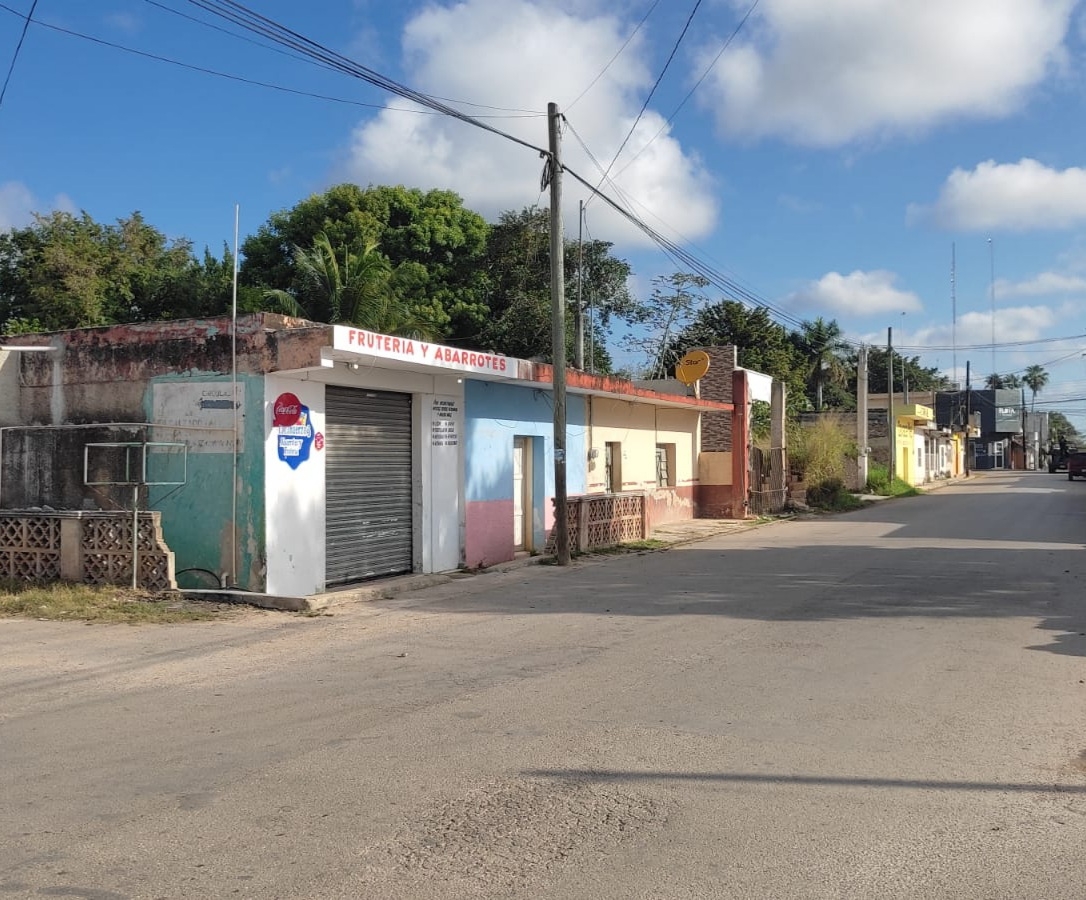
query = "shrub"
xmin=866 ymin=463 xmax=891 ymax=494
xmin=790 ymin=415 xmax=855 ymax=486
xmin=806 ymin=477 xmax=863 ymax=511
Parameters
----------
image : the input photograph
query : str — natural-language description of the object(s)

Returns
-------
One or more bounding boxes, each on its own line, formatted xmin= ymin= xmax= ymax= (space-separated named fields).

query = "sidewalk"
xmin=295 ymin=516 xmax=769 ymax=612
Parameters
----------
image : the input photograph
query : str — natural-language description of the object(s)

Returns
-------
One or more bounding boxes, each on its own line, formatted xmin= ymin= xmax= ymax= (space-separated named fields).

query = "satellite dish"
xmin=675 ymin=350 xmax=710 ymax=385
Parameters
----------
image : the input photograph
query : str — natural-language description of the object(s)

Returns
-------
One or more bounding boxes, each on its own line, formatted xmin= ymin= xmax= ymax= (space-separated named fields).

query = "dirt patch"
xmin=0 ymin=581 xmax=246 ymax=624
xmin=361 ymin=777 xmax=661 ymax=893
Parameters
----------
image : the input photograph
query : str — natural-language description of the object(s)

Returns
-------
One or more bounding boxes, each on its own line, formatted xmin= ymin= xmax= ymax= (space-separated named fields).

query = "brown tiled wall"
xmin=697 ymin=345 xmax=737 ymax=452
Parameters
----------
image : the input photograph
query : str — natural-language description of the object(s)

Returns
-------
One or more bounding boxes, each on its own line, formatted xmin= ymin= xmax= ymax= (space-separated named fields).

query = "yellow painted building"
xmin=584 ymin=397 xmax=701 ymax=498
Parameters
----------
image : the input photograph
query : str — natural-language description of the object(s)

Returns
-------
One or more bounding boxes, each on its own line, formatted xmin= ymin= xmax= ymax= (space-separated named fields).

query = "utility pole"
xmin=964 ymin=360 xmax=971 ymax=476
xmin=547 ymin=102 xmax=570 ymax=566
xmin=574 ymin=200 xmax=584 ymax=370
xmin=888 ymin=327 xmax=895 ymax=481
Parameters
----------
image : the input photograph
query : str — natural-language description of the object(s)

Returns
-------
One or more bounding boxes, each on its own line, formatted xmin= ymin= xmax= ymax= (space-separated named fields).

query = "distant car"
xmin=1068 ymin=452 xmax=1086 ymax=481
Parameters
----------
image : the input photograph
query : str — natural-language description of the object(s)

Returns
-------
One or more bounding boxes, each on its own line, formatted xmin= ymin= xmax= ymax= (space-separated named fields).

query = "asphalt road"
xmin=2 ymin=471 xmax=1084 ymax=899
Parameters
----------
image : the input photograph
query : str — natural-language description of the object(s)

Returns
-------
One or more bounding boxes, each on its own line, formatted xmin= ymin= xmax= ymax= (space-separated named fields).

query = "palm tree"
xmin=1023 ymin=364 xmax=1049 ymax=412
xmin=984 ymin=373 xmax=1004 ymax=389
xmin=264 ymin=233 xmax=438 ymax=339
xmin=800 ymin=317 xmax=847 ymax=410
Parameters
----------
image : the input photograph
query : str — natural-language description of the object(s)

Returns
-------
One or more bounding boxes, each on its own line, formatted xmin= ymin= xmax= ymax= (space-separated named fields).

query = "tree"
xmin=263 ymin=233 xmax=438 ymax=338
xmin=796 ymin=317 xmax=848 ymax=411
xmin=857 ymin=348 xmax=949 ymax=395
xmin=1049 ymin=411 xmax=1080 ymax=442
xmin=660 ymin=295 xmax=809 ymax=416
xmin=474 ymin=206 xmax=637 ymax=371
xmin=0 ymin=210 xmax=229 ymax=332
xmin=623 ymin=273 xmax=708 ymax=378
xmin=1023 ymin=365 xmax=1049 ymax=411
xmin=240 ymin=185 xmax=491 ymax=338
xmin=985 ymin=372 xmax=1022 ymax=389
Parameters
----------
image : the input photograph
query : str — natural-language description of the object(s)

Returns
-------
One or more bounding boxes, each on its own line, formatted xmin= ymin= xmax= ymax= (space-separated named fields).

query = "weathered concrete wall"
xmin=13 ymin=315 xmax=328 ymax=426
xmin=0 ymin=352 xmax=21 ymax=426
xmin=0 ymin=425 xmax=147 ymax=510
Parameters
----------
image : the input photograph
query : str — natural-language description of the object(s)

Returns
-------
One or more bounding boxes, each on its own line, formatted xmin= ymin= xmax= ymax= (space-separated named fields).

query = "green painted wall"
xmin=144 ymin=374 xmax=266 ymax=590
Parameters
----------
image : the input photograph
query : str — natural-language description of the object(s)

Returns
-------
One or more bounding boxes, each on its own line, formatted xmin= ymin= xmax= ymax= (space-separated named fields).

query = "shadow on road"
xmin=522 ymin=768 xmax=1086 ymax=795
xmin=414 ymin=484 xmax=1086 ymax=659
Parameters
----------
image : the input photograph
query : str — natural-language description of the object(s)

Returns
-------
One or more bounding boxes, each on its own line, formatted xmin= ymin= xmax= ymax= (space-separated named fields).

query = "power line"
xmin=585 ymin=0 xmax=704 ymax=210
xmin=0 ymin=2 xmax=543 ymax=120
xmin=565 ymin=0 xmax=660 ymax=112
xmin=142 ymin=0 xmax=544 ymax=116
xmin=613 ymin=0 xmax=760 ymax=181
xmin=180 ymin=0 xmax=548 ymax=153
xmin=0 ymin=0 xmax=38 ymax=113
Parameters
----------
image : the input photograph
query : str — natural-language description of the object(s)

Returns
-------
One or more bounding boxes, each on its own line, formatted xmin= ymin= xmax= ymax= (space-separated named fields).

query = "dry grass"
xmin=0 ymin=579 xmax=240 ymax=624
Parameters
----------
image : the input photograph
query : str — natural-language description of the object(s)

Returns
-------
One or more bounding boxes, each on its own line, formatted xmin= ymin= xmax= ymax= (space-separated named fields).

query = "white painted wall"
xmin=264 ymin=375 xmax=326 ymax=597
xmin=264 ymin=367 xmax=465 ymax=597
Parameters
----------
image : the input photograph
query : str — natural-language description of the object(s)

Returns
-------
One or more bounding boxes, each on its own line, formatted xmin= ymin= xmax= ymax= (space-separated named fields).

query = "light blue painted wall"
xmin=464 ymin=380 xmax=587 ymax=504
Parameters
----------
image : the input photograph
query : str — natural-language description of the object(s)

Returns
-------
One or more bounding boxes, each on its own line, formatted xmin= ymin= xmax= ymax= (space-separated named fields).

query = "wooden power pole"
xmin=547 ymin=102 xmax=570 ymax=566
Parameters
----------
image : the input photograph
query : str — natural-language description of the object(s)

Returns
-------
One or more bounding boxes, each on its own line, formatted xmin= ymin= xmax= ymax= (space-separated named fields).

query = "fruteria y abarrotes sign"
xmin=333 ymin=326 xmax=518 ymax=377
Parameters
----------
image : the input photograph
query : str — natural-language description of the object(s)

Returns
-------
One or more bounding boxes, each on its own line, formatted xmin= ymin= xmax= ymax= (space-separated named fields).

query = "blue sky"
xmin=3 ymin=0 xmax=1086 ymax=429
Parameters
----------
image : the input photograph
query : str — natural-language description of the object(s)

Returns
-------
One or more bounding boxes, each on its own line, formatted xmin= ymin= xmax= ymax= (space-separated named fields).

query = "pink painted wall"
xmin=465 ymin=499 xmax=516 ymax=568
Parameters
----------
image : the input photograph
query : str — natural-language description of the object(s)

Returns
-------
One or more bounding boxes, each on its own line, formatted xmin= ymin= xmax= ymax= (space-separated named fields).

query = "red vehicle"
xmin=1068 ymin=452 xmax=1086 ymax=481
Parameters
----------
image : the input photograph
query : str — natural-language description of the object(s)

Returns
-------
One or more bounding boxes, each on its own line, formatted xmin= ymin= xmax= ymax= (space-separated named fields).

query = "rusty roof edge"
xmin=524 ymin=362 xmax=733 ymax=411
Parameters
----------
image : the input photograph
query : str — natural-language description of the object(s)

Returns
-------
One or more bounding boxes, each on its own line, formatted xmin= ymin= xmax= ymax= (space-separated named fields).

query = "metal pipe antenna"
xmin=547 ymin=103 xmax=570 ymax=565
xmin=575 ymin=200 xmax=584 ymax=370
xmin=888 ymin=327 xmax=895 ymax=481
xmin=988 ymin=237 xmax=996 ymax=376
xmin=951 ymin=242 xmax=957 ymax=388
xmin=231 ymin=203 xmax=240 ymax=587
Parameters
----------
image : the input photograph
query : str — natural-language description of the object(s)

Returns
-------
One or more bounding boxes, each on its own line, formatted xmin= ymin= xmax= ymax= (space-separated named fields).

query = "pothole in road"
xmin=365 ymin=777 xmax=662 ymax=892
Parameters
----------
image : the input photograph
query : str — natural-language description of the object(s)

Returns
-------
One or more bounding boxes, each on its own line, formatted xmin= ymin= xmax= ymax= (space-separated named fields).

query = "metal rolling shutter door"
xmin=325 ymin=386 xmax=413 ymax=585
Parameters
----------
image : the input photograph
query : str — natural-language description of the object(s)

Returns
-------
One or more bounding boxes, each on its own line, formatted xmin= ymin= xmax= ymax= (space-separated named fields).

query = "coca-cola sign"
xmin=272 ymin=392 xmax=303 ymax=427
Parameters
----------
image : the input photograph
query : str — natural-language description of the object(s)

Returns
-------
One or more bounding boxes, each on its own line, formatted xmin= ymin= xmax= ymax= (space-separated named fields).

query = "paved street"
xmin=2 ymin=471 xmax=1085 ymax=899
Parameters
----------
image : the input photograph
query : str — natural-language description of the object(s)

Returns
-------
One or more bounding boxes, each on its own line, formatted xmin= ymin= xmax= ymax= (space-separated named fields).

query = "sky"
xmin=2 ymin=0 xmax=1086 ymax=431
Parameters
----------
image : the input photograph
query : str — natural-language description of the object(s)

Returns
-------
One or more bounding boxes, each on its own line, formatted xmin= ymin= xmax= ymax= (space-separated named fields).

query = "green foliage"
xmin=854 ymin=347 xmax=948 ymax=394
xmin=474 ymin=206 xmax=634 ymax=371
xmin=0 ymin=211 xmax=237 ymax=332
xmin=662 ymin=297 xmax=809 ymax=416
xmin=985 ymin=372 xmax=1022 ymax=389
xmin=262 ymin=233 xmax=440 ymax=338
xmin=805 ymin=478 xmax=863 ymax=511
xmin=1023 ymin=365 xmax=1049 ymax=411
xmin=240 ymin=184 xmax=490 ymax=339
xmin=865 ymin=463 xmax=920 ymax=497
xmin=796 ymin=317 xmax=848 ymax=411
xmin=790 ymin=415 xmax=855 ymax=487
xmin=1049 ymin=411 xmax=1080 ymax=441
xmin=624 ymin=272 xmax=708 ymax=377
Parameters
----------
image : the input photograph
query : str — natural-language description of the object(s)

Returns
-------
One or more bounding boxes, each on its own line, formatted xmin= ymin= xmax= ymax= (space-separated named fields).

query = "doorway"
xmin=513 ymin=437 xmax=533 ymax=552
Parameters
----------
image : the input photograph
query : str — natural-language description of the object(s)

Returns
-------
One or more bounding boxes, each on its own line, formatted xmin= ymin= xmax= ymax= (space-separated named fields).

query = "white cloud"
xmin=0 ymin=182 xmax=75 ymax=232
xmin=788 ymin=270 xmax=923 ymax=317
xmin=899 ymin=304 xmax=1059 ymax=352
xmin=908 ymin=159 xmax=1086 ymax=231
xmin=342 ymin=0 xmax=717 ymax=246
xmin=698 ymin=0 xmax=1075 ymax=146
xmin=994 ymin=271 xmax=1086 ymax=299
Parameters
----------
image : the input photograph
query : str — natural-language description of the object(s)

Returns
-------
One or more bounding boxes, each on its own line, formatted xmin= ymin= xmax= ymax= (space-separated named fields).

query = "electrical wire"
xmin=612 ymin=0 xmax=761 ymax=182
xmin=142 ymin=0 xmax=544 ymax=116
xmin=0 ymin=2 xmax=543 ymax=119
xmin=584 ymin=0 xmax=704 ymax=210
xmin=565 ymin=0 xmax=660 ymax=112
xmin=180 ymin=0 xmax=548 ymax=153
xmin=0 ymin=0 xmax=37 ymax=113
